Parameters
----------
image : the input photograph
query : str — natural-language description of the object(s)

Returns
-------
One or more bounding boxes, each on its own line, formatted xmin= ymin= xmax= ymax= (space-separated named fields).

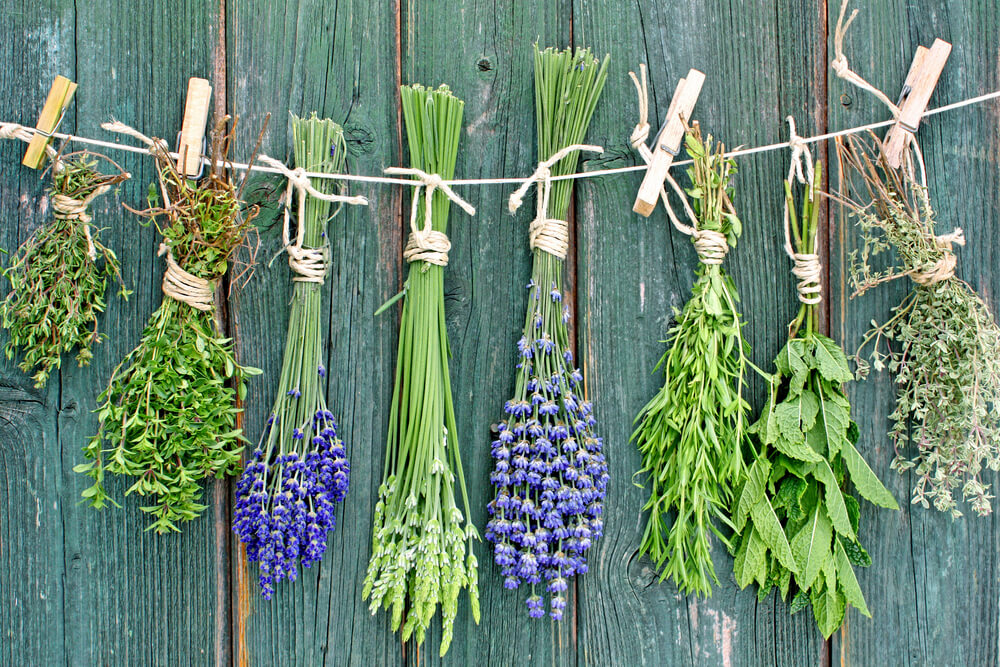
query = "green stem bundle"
xmin=631 ymin=128 xmax=750 ymax=596
xmin=77 ymin=119 xmax=261 ymax=534
xmin=841 ymin=133 xmax=1000 ymax=517
xmin=736 ymin=159 xmax=897 ymax=638
xmin=363 ymin=84 xmax=478 ymax=656
xmin=1 ymin=152 xmax=130 ymax=387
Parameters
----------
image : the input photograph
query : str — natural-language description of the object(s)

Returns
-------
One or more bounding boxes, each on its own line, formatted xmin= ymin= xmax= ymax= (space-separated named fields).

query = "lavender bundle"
xmin=363 ymin=84 xmax=478 ymax=655
xmin=1 ymin=151 xmax=130 ymax=387
xmin=234 ymin=115 xmax=363 ymax=598
xmin=485 ymin=45 xmax=610 ymax=621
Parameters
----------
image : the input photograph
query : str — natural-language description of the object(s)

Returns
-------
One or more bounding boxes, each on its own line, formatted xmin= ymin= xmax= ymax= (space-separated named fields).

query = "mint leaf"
xmin=812 ymin=561 xmax=847 ymax=638
xmin=735 ymin=458 xmax=770 ymax=531
xmin=791 ymin=502 xmax=832 ymax=591
xmin=816 ymin=386 xmax=851 ymax=457
xmin=841 ymin=440 xmax=899 ymax=509
xmin=734 ymin=528 xmax=766 ymax=588
xmin=813 ymin=460 xmax=856 ymax=540
xmin=812 ymin=334 xmax=854 ymax=384
xmin=834 ymin=538 xmax=871 ymax=617
xmin=750 ymin=495 xmax=797 ymax=572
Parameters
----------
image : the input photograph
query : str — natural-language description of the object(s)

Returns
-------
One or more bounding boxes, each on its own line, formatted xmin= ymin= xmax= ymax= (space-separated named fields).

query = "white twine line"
xmin=384 ymin=166 xmax=475 ymax=267
xmin=0 ymin=88 xmax=996 ymax=189
xmin=257 ymin=154 xmax=367 ymax=283
xmin=783 ymin=117 xmax=822 ymax=305
xmin=509 ymin=143 xmax=603 ymax=260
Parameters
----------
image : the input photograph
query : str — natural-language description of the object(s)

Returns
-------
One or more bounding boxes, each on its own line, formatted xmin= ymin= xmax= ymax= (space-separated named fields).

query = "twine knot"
xmin=911 ymin=228 xmax=965 ymax=286
xmin=158 ymin=243 xmax=215 ymax=311
xmin=508 ymin=144 xmax=602 ymax=261
xmin=257 ymin=154 xmax=368 ymax=283
xmin=693 ymin=229 xmax=728 ymax=265
xmin=384 ymin=166 xmax=475 ymax=267
xmin=51 ymin=184 xmax=111 ymax=261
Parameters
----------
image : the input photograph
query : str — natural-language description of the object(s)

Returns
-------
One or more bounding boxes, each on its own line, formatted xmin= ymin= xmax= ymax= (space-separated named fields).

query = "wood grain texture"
xmin=827 ymin=2 xmax=1000 ymax=666
xmin=573 ymin=1 xmax=835 ymax=665
xmin=1 ymin=0 xmax=999 ymax=665
xmin=226 ymin=0 xmax=405 ymax=664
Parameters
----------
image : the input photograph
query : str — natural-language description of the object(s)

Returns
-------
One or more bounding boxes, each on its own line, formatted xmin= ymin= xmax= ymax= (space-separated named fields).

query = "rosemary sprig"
xmin=234 ymin=114 xmax=351 ymax=599
xmin=631 ymin=128 xmax=749 ymax=597
xmin=76 ymin=118 xmax=262 ymax=534
xmin=736 ymin=160 xmax=897 ymax=638
xmin=363 ymin=84 xmax=478 ymax=656
xmin=485 ymin=45 xmax=610 ymax=621
xmin=840 ymin=133 xmax=1000 ymax=517
xmin=1 ymin=153 xmax=130 ymax=387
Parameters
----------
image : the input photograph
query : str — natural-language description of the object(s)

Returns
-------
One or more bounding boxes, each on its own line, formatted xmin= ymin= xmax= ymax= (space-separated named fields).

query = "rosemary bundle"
xmin=363 ymin=84 xmax=478 ymax=655
xmin=234 ymin=114 xmax=353 ymax=599
xmin=735 ymin=157 xmax=897 ymax=638
xmin=631 ymin=128 xmax=750 ymax=596
xmin=76 ymin=118 xmax=261 ymax=533
xmin=1 ymin=152 xmax=130 ymax=387
xmin=485 ymin=45 xmax=610 ymax=621
xmin=841 ymin=133 xmax=1000 ymax=517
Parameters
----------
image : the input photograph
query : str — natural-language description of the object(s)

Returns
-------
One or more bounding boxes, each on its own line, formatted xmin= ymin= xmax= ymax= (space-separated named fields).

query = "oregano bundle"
xmin=840 ymin=133 xmax=1000 ymax=517
xmin=734 ymin=153 xmax=897 ymax=638
xmin=76 ymin=118 xmax=261 ymax=533
xmin=1 ymin=152 xmax=130 ymax=387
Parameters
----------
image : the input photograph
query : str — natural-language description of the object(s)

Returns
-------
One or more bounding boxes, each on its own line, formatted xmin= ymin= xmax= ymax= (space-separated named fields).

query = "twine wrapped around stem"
xmin=384 ymin=166 xmax=475 ymax=267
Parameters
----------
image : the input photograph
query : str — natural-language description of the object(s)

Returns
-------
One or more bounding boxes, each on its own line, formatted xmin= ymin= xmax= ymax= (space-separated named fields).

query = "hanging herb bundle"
xmin=734 ymin=144 xmax=897 ymax=638
xmin=76 ymin=118 xmax=262 ymax=533
xmin=484 ymin=44 xmax=610 ymax=621
xmin=839 ymin=132 xmax=1000 ymax=517
xmin=235 ymin=114 xmax=366 ymax=599
xmin=631 ymin=126 xmax=751 ymax=596
xmin=1 ymin=151 xmax=130 ymax=387
xmin=363 ymin=84 xmax=478 ymax=656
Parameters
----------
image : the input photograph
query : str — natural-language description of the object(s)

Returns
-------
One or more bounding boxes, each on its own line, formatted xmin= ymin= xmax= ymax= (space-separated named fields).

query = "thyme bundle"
xmin=363 ymin=84 xmax=478 ymax=655
xmin=631 ymin=127 xmax=750 ymax=596
xmin=76 ymin=118 xmax=261 ymax=533
xmin=485 ymin=45 xmax=610 ymax=621
xmin=1 ymin=152 xmax=130 ymax=387
xmin=840 ymin=133 xmax=1000 ymax=517
xmin=735 ymin=152 xmax=897 ymax=638
xmin=234 ymin=114 xmax=360 ymax=598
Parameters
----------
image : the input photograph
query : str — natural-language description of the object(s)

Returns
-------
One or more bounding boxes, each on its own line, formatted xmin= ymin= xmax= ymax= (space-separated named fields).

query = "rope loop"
xmin=51 ymin=184 xmax=111 ymax=260
xmin=158 ymin=243 xmax=215 ymax=311
xmin=508 ymin=144 xmax=602 ymax=260
xmin=693 ymin=229 xmax=728 ymax=265
xmin=911 ymin=229 xmax=965 ymax=286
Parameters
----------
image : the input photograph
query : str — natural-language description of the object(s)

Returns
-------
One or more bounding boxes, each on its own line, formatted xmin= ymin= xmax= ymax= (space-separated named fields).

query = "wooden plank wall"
xmin=0 ymin=1 xmax=997 ymax=665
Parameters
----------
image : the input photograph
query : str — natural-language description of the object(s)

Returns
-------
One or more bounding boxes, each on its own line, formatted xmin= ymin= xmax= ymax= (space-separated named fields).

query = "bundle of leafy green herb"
xmin=363 ymin=84 xmax=478 ymax=656
xmin=631 ymin=127 xmax=750 ymax=596
xmin=840 ymin=132 xmax=1000 ymax=517
xmin=735 ymin=157 xmax=898 ymax=638
xmin=77 ymin=118 xmax=261 ymax=533
xmin=1 ymin=152 xmax=130 ymax=387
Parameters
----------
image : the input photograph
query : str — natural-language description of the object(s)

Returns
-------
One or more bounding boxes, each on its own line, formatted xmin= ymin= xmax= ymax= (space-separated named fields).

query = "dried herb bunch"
xmin=735 ymin=158 xmax=897 ymax=638
xmin=363 ymin=84 xmax=478 ymax=656
xmin=1 ymin=152 xmax=130 ymax=387
xmin=840 ymin=133 xmax=1000 ymax=517
xmin=235 ymin=114 xmax=352 ymax=599
xmin=631 ymin=127 xmax=750 ymax=596
xmin=77 ymin=117 xmax=262 ymax=533
xmin=485 ymin=45 xmax=610 ymax=621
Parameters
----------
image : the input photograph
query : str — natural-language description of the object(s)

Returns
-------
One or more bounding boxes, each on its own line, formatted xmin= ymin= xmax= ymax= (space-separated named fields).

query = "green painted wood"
xmin=398 ymin=2 xmax=575 ymax=664
xmin=2 ymin=1 xmax=1000 ymax=665
xmin=827 ymin=2 xmax=1000 ymax=666
xmin=226 ymin=0 xmax=405 ymax=664
xmin=573 ymin=1 xmax=833 ymax=664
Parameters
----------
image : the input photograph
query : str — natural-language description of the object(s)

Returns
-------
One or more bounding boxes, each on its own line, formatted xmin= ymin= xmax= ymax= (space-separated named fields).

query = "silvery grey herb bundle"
xmin=1 ymin=152 xmax=130 ymax=387
xmin=77 ymin=118 xmax=261 ymax=534
xmin=840 ymin=132 xmax=1000 ymax=517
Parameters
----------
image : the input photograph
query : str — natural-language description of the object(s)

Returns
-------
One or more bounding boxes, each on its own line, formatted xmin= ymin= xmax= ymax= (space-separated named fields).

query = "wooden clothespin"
xmin=882 ymin=39 xmax=951 ymax=169
xmin=176 ymin=77 xmax=212 ymax=178
xmin=22 ymin=75 xmax=78 ymax=169
xmin=633 ymin=69 xmax=705 ymax=217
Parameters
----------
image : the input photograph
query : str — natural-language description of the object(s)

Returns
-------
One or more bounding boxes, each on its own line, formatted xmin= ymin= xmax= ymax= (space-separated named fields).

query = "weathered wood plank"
xmin=0 ymin=9 xmax=73 ymax=665
xmin=827 ymin=2 xmax=1000 ymax=666
xmin=56 ymin=2 xmax=228 ymax=665
xmin=398 ymin=2 xmax=576 ymax=664
xmin=227 ymin=0 xmax=405 ymax=664
xmin=573 ymin=1 xmax=831 ymax=664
